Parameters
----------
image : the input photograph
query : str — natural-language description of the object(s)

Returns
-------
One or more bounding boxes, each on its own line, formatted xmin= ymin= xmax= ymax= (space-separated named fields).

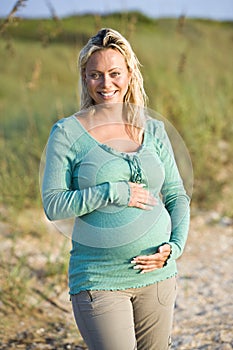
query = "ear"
xmin=82 ymin=69 xmax=86 ymax=82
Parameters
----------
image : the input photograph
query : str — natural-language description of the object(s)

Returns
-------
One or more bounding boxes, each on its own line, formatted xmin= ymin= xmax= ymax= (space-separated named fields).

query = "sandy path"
xmin=0 ymin=210 xmax=232 ymax=349
xmin=172 ymin=213 xmax=233 ymax=349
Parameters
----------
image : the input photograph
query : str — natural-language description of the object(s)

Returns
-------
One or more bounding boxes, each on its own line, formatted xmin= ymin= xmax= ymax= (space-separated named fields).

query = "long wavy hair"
xmin=78 ymin=28 xmax=148 ymax=141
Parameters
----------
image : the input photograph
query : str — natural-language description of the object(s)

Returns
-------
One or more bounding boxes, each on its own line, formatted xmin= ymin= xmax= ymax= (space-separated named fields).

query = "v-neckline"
xmin=72 ymin=115 xmax=147 ymax=158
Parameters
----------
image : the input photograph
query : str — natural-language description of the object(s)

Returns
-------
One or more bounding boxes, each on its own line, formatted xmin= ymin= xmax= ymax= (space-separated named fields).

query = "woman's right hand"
xmin=128 ymin=182 xmax=157 ymax=210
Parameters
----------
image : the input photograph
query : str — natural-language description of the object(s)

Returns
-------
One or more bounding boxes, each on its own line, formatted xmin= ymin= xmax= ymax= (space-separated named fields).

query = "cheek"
xmin=118 ymin=76 xmax=130 ymax=90
xmin=85 ymin=79 xmax=96 ymax=92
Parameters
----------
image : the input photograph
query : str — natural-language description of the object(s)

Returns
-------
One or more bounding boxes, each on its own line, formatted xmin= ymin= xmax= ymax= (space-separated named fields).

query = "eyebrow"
xmin=109 ymin=67 xmax=123 ymax=71
xmin=88 ymin=67 xmax=123 ymax=72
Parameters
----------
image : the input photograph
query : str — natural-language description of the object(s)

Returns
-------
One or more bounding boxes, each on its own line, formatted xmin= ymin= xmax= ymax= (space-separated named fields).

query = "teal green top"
xmin=42 ymin=115 xmax=190 ymax=294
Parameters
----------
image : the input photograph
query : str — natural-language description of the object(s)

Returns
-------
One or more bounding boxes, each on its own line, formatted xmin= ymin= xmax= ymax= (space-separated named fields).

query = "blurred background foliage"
xmin=0 ymin=11 xmax=232 ymax=216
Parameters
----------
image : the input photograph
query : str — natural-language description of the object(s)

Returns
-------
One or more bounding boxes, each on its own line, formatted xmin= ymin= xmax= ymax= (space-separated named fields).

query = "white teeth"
xmin=100 ymin=91 xmax=115 ymax=97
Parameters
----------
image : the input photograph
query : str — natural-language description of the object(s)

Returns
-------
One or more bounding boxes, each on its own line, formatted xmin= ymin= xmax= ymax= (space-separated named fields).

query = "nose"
xmin=101 ymin=74 xmax=112 ymax=88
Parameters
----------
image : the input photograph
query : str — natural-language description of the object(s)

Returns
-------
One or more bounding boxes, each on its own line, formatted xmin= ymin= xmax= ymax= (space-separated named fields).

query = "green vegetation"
xmin=0 ymin=13 xmax=232 ymax=215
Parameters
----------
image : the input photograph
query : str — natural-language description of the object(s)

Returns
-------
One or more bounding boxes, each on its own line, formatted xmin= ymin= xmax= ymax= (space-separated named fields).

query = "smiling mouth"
xmin=99 ymin=91 xmax=117 ymax=98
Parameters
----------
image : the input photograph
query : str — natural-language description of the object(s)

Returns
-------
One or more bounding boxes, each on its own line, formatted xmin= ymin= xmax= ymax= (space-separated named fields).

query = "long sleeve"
xmin=155 ymin=121 xmax=190 ymax=260
xmin=42 ymin=121 xmax=130 ymax=221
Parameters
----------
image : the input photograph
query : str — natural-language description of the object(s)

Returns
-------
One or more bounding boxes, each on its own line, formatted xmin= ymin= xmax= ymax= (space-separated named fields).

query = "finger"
xmin=129 ymin=196 xmax=156 ymax=208
xmin=132 ymin=259 xmax=158 ymax=266
xmin=134 ymin=263 xmax=165 ymax=273
xmin=140 ymin=267 xmax=163 ymax=273
xmin=128 ymin=183 xmax=157 ymax=207
xmin=137 ymin=194 xmax=157 ymax=206
xmin=132 ymin=253 xmax=163 ymax=262
xmin=133 ymin=264 xmax=159 ymax=271
xmin=135 ymin=202 xmax=154 ymax=211
xmin=128 ymin=199 xmax=155 ymax=210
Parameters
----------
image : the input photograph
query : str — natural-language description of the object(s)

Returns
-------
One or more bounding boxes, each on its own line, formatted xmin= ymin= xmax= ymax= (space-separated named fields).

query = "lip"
xmin=98 ymin=91 xmax=117 ymax=99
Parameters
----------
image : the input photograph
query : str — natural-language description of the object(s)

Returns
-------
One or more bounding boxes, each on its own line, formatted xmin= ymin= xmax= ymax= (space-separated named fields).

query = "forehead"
xmin=86 ymin=48 xmax=127 ymax=70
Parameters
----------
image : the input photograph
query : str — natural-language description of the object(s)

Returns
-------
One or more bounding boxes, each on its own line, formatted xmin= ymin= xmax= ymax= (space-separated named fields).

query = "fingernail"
xmin=140 ymin=270 xmax=145 ymax=274
xmin=130 ymin=260 xmax=136 ymax=264
xmin=133 ymin=265 xmax=140 ymax=270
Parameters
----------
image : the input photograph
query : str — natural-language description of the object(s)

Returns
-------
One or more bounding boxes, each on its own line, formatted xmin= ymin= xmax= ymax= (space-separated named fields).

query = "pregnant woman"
xmin=42 ymin=28 xmax=190 ymax=350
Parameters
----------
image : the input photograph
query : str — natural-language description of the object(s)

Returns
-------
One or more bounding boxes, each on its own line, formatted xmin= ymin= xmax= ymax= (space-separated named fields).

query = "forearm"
xmin=165 ymin=194 xmax=190 ymax=260
xmin=156 ymin=120 xmax=190 ymax=260
xmin=42 ymin=122 xmax=131 ymax=221
xmin=42 ymin=181 xmax=130 ymax=221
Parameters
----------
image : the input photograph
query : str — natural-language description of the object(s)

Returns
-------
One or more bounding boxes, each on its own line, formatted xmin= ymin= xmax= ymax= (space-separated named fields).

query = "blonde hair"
xmin=78 ymin=28 xmax=148 ymax=140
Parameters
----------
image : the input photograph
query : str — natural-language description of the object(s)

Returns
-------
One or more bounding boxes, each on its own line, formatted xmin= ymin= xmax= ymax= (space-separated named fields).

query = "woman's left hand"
xmin=131 ymin=244 xmax=171 ymax=273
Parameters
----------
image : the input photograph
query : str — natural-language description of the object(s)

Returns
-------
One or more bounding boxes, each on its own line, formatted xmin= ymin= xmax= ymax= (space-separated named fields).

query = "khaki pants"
xmin=71 ymin=276 xmax=177 ymax=350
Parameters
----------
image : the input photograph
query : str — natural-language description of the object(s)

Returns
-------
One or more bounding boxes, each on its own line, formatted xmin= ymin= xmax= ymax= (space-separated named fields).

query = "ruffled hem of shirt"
xmin=69 ymin=271 xmax=177 ymax=295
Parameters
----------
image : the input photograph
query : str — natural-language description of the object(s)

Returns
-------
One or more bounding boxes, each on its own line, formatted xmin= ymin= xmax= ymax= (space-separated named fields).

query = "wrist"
xmin=108 ymin=181 xmax=130 ymax=206
xmin=160 ymin=242 xmax=172 ymax=267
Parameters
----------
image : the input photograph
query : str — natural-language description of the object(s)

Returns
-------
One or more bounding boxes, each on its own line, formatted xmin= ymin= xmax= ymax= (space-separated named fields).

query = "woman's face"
xmin=84 ymin=48 xmax=131 ymax=105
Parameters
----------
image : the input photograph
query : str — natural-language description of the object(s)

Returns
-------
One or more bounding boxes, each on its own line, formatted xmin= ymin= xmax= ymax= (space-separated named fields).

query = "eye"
xmin=89 ymin=72 xmax=101 ymax=80
xmin=110 ymin=72 xmax=121 ymax=78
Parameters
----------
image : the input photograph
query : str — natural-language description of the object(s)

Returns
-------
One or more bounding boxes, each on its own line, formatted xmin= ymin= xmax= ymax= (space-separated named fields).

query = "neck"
xmin=93 ymin=103 xmax=125 ymax=123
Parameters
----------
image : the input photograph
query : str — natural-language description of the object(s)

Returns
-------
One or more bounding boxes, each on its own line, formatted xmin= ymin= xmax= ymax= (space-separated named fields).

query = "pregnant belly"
xmin=72 ymin=202 xmax=171 ymax=249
